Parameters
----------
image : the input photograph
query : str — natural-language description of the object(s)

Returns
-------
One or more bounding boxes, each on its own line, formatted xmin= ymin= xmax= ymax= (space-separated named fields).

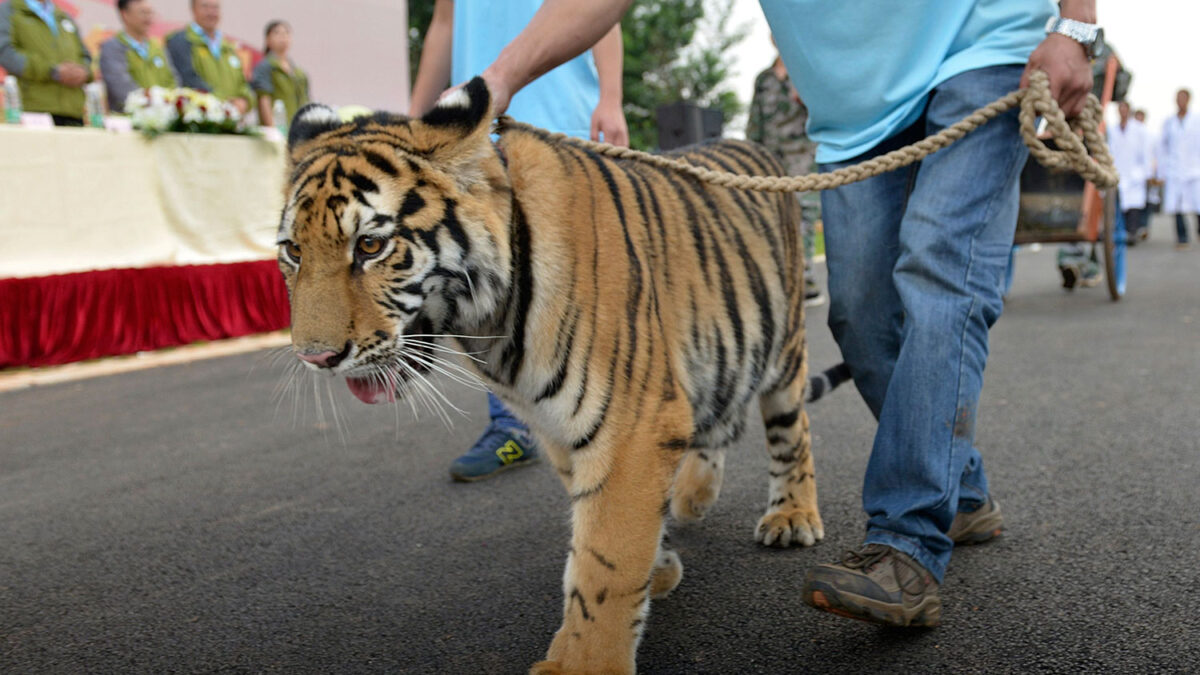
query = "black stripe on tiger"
xmin=398 ymin=191 xmax=426 ymax=220
xmin=806 ymin=362 xmax=853 ymax=403
xmin=587 ymin=151 xmax=643 ymax=385
xmin=499 ymin=200 xmax=534 ymax=384
xmin=360 ymin=148 xmax=399 ymax=177
xmin=534 ymin=313 xmax=578 ymax=403
xmin=765 ymin=409 xmax=799 ymax=430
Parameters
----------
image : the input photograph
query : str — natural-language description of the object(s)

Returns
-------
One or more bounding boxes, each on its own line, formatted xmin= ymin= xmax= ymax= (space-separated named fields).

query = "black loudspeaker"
xmin=655 ymin=102 xmax=723 ymax=150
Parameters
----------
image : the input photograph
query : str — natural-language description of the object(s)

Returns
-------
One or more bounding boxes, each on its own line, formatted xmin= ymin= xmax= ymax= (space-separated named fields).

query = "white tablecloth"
xmin=0 ymin=126 xmax=286 ymax=278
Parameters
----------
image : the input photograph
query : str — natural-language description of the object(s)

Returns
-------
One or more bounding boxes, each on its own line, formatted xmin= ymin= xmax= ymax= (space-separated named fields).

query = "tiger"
xmin=278 ymin=77 xmax=831 ymax=674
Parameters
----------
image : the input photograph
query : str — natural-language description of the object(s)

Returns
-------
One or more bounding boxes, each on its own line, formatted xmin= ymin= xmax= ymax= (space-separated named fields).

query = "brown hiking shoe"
xmin=802 ymin=544 xmax=941 ymax=627
xmin=948 ymin=497 xmax=1003 ymax=545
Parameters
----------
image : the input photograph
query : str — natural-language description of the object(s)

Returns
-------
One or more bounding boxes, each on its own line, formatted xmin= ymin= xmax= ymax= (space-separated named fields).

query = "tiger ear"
xmin=419 ymin=76 xmax=493 ymax=139
xmin=288 ymin=103 xmax=344 ymax=150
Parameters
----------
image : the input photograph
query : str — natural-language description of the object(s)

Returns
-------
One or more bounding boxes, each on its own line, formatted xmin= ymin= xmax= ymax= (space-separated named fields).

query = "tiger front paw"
xmin=755 ymin=507 xmax=824 ymax=548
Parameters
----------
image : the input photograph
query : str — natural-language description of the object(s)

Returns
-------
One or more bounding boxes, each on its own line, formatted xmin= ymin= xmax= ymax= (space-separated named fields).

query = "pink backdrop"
xmin=56 ymin=0 xmax=410 ymax=112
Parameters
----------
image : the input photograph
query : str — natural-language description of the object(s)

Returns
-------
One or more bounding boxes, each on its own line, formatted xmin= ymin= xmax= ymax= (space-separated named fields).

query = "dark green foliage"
xmin=408 ymin=1 xmax=435 ymax=87
xmin=622 ymin=0 xmax=747 ymax=150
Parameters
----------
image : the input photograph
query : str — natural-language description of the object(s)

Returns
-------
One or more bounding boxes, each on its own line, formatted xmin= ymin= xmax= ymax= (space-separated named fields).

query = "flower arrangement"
xmin=125 ymin=87 xmax=252 ymax=138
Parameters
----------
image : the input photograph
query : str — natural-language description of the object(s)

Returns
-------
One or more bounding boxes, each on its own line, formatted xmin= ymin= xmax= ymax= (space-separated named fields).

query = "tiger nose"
xmin=296 ymin=341 xmax=351 ymax=369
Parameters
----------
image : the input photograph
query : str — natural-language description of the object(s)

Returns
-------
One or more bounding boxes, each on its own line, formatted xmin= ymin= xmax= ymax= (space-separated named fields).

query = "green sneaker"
xmin=948 ymin=497 xmax=1003 ymax=545
xmin=802 ymin=544 xmax=941 ymax=627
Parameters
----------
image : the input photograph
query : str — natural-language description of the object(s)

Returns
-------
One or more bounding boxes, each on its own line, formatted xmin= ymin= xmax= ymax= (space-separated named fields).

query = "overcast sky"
xmin=730 ymin=2 xmax=1181 ymax=137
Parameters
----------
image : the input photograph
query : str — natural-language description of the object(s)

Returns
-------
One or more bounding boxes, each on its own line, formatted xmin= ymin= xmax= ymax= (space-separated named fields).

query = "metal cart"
xmin=1013 ymin=52 xmax=1126 ymax=301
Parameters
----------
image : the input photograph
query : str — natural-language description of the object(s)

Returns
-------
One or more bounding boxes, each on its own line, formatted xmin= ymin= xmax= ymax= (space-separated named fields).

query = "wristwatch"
xmin=1045 ymin=17 xmax=1105 ymax=59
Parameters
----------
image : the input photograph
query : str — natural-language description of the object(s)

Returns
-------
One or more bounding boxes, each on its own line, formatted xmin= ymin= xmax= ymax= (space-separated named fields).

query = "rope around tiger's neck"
xmin=496 ymin=70 xmax=1118 ymax=192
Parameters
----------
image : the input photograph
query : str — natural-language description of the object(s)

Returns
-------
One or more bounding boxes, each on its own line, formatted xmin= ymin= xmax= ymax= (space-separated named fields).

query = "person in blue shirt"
xmin=458 ymin=0 xmax=1098 ymax=629
xmin=409 ymin=0 xmax=627 ymax=482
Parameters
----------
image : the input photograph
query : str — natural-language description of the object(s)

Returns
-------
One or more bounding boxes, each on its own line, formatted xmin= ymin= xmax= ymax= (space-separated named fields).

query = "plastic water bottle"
xmin=84 ymin=83 xmax=104 ymax=128
xmin=3 ymin=75 xmax=21 ymax=124
xmin=272 ymin=99 xmax=287 ymax=134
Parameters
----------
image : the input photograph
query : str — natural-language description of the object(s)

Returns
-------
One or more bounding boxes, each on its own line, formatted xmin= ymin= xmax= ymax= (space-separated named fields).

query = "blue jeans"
xmin=820 ymin=65 xmax=1027 ymax=583
xmin=487 ymin=392 xmax=527 ymax=432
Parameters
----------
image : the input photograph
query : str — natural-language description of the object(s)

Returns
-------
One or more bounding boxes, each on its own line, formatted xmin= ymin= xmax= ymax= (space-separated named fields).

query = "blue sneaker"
xmin=450 ymin=425 xmax=539 ymax=482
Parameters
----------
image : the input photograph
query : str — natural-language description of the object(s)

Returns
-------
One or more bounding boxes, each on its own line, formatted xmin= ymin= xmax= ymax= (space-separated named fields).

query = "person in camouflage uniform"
xmin=747 ymin=53 xmax=825 ymax=306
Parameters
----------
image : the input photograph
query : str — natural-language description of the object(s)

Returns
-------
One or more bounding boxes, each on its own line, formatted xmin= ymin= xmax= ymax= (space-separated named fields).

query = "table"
xmin=0 ymin=126 xmax=292 ymax=368
xmin=0 ymin=125 xmax=286 ymax=278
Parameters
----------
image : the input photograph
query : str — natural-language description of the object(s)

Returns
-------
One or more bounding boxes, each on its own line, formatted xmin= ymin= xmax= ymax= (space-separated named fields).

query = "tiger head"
xmin=278 ymin=77 xmax=512 ymax=404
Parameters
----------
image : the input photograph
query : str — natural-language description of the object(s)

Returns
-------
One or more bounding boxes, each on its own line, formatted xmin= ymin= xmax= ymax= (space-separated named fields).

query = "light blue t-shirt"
xmin=451 ymin=0 xmax=599 ymax=139
xmin=759 ymin=0 xmax=1055 ymax=163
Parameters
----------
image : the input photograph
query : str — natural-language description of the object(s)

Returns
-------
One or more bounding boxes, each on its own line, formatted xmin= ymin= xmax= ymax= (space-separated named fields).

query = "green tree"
xmin=622 ymin=0 xmax=748 ymax=150
xmin=408 ymin=2 xmax=435 ymax=88
xmin=407 ymin=1 xmax=748 ymax=150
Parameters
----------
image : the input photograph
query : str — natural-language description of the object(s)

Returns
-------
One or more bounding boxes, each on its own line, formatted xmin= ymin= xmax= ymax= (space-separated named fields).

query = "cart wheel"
xmin=1103 ymin=190 xmax=1125 ymax=300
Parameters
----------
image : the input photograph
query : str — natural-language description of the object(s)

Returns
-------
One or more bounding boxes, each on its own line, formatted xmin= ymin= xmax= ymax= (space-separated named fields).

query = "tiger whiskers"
xmin=255 ymin=345 xmax=298 ymax=376
xmin=403 ymin=349 xmax=489 ymax=392
xmin=323 ymin=375 xmax=349 ymax=444
xmin=402 ymin=332 xmax=508 ymax=342
xmin=271 ymin=359 xmax=306 ymax=426
xmin=387 ymin=357 xmax=465 ymax=428
xmin=402 ymin=337 xmax=488 ymax=364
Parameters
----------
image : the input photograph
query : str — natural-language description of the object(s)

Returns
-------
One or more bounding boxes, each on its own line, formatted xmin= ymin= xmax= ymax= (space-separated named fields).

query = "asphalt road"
xmin=3 ymin=215 xmax=1198 ymax=674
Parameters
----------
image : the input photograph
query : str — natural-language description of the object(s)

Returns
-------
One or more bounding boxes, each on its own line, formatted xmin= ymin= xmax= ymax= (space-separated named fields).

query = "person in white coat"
xmin=1159 ymin=89 xmax=1200 ymax=249
xmin=1137 ymin=110 xmax=1163 ymax=213
xmin=1109 ymin=101 xmax=1151 ymax=242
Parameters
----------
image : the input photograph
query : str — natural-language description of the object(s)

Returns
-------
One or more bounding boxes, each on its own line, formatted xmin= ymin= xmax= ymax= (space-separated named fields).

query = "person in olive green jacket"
xmin=250 ymin=19 xmax=308 ymax=128
xmin=164 ymin=0 xmax=249 ymax=114
xmin=99 ymin=0 xmax=177 ymax=114
xmin=0 ymin=0 xmax=93 ymax=125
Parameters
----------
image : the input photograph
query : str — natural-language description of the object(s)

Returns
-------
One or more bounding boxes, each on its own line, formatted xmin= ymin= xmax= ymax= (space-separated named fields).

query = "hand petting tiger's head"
xmin=278 ymin=78 xmax=511 ymax=404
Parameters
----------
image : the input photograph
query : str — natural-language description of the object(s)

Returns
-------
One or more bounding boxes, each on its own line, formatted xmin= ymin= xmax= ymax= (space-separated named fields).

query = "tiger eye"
xmin=283 ymin=241 xmax=301 ymax=262
xmin=357 ymin=236 xmax=384 ymax=257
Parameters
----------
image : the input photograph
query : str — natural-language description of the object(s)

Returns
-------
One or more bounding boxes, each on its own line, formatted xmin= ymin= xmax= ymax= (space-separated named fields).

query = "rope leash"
xmin=497 ymin=71 xmax=1118 ymax=192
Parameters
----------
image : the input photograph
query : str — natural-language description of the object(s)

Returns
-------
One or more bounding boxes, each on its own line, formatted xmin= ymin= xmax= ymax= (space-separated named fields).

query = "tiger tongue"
xmin=345 ymin=376 xmax=395 ymax=405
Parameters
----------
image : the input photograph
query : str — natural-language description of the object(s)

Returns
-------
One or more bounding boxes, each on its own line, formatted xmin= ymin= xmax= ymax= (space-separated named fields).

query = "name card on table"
xmin=20 ymin=112 xmax=54 ymax=129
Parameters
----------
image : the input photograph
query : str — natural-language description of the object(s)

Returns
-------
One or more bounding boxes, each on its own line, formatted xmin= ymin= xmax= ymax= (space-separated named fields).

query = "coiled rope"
xmin=497 ymin=70 xmax=1118 ymax=192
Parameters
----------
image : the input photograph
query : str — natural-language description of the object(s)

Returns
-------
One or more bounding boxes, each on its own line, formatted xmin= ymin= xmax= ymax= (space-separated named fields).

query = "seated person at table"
xmin=250 ymin=19 xmax=308 ymax=128
xmin=0 ymin=0 xmax=93 ymax=126
xmin=165 ymin=0 xmax=250 ymax=114
xmin=99 ymin=0 xmax=177 ymax=113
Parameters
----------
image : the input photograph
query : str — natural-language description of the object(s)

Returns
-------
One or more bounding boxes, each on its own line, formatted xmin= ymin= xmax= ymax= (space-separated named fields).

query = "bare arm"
xmin=482 ymin=0 xmax=633 ymax=114
xmin=589 ymin=22 xmax=627 ymax=146
xmin=408 ymin=0 xmax=454 ymax=116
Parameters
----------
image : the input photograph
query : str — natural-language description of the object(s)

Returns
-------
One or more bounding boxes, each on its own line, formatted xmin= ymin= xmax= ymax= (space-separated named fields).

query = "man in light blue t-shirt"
xmin=410 ymin=0 xmax=627 ymax=482
xmin=464 ymin=0 xmax=1100 ymax=631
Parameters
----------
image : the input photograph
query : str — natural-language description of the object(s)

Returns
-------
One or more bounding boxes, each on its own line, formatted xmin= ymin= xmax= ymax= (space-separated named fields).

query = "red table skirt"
xmin=0 ymin=261 xmax=290 ymax=369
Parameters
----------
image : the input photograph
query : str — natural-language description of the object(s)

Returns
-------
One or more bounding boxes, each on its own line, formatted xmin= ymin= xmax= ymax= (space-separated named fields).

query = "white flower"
xmin=124 ymin=89 xmax=149 ymax=112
